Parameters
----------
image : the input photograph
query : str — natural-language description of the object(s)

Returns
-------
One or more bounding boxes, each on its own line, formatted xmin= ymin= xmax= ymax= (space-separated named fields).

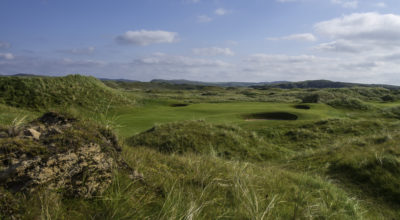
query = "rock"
xmin=0 ymin=112 xmax=122 ymax=199
xmin=24 ymin=128 xmax=41 ymax=140
xmin=2 ymin=143 xmax=113 ymax=198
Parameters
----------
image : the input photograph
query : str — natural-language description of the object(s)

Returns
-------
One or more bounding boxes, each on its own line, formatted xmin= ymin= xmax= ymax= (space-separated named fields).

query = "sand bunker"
xmin=170 ymin=103 xmax=189 ymax=107
xmin=244 ymin=112 xmax=298 ymax=121
xmin=294 ymin=104 xmax=311 ymax=110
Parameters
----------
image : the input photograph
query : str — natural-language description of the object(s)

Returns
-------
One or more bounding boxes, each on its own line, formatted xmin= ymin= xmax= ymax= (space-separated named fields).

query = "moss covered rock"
xmin=0 ymin=112 xmax=121 ymax=198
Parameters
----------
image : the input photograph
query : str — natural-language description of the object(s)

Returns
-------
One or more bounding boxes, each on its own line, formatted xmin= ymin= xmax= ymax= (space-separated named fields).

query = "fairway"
xmin=112 ymin=102 xmax=344 ymax=137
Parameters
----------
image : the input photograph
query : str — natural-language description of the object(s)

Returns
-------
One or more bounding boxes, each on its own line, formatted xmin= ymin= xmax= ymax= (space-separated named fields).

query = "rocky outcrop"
xmin=0 ymin=112 xmax=120 ymax=198
xmin=1 ymin=143 xmax=113 ymax=198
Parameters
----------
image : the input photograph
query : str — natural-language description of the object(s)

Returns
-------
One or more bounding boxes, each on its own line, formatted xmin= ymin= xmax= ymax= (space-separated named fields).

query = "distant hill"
xmin=100 ymin=78 xmax=141 ymax=83
xmin=3 ymin=74 xmax=399 ymax=89
xmin=150 ymin=79 xmax=287 ymax=87
xmin=0 ymin=73 xmax=46 ymax=77
xmin=251 ymin=80 xmax=400 ymax=90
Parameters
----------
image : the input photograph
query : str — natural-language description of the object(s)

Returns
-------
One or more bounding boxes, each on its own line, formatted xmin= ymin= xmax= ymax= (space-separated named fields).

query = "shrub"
xmin=301 ymin=94 xmax=320 ymax=103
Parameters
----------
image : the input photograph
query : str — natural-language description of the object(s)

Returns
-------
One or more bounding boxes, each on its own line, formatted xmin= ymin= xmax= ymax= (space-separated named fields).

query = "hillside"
xmin=0 ymin=75 xmax=133 ymax=110
xmin=150 ymin=79 xmax=284 ymax=87
xmin=251 ymin=79 xmax=400 ymax=90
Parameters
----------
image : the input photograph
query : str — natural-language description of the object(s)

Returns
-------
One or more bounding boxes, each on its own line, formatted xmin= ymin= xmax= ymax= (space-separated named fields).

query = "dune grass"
xmin=0 ymin=75 xmax=134 ymax=110
xmin=1 ymin=75 xmax=400 ymax=219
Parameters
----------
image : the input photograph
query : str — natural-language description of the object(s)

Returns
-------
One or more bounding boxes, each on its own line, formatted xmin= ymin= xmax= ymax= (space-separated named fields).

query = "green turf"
xmin=111 ymin=102 xmax=347 ymax=137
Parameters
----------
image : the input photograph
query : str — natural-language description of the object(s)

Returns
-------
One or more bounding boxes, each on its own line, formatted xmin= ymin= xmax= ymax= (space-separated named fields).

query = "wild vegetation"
xmin=1 ymin=75 xmax=400 ymax=219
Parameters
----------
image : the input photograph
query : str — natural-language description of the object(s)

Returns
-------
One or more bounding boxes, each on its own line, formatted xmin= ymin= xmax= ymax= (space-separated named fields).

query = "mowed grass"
xmin=112 ymin=102 xmax=347 ymax=137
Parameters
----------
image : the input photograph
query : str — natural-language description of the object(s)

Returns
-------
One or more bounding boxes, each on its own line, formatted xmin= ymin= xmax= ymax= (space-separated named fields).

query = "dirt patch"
xmin=244 ymin=112 xmax=298 ymax=121
xmin=294 ymin=104 xmax=311 ymax=110
xmin=170 ymin=103 xmax=189 ymax=107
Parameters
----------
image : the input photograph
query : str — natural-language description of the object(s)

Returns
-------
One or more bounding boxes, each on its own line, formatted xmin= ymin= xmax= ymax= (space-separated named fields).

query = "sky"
xmin=1 ymin=0 xmax=400 ymax=84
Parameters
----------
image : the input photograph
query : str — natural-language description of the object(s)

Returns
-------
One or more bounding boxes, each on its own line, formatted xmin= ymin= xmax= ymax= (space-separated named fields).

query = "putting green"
xmin=110 ymin=102 xmax=345 ymax=137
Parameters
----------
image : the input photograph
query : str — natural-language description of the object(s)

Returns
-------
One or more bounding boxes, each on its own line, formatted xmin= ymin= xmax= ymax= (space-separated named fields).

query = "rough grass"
xmin=40 ymin=146 xmax=368 ymax=219
xmin=283 ymin=119 xmax=400 ymax=217
xmin=326 ymin=97 xmax=372 ymax=110
xmin=120 ymin=147 xmax=368 ymax=219
xmin=127 ymin=120 xmax=286 ymax=161
xmin=1 ymin=76 xmax=400 ymax=219
xmin=0 ymin=75 xmax=133 ymax=110
xmin=382 ymin=105 xmax=400 ymax=119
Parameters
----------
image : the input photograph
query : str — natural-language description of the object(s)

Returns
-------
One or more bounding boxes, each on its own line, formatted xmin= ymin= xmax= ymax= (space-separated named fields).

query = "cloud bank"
xmin=116 ymin=30 xmax=178 ymax=46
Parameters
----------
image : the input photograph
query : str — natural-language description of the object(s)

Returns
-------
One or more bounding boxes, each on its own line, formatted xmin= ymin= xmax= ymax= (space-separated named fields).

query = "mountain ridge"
xmin=1 ymin=74 xmax=399 ymax=89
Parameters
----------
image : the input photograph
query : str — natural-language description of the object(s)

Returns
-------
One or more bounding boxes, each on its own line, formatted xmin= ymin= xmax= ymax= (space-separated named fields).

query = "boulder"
xmin=0 ymin=112 xmax=121 ymax=198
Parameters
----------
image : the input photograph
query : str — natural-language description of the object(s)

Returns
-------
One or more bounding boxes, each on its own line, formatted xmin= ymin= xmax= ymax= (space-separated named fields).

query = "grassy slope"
xmin=0 ymin=75 xmax=133 ymax=110
xmin=1 ymin=76 xmax=400 ymax=219
xmin=127 ymin=120 xmax=287 ymax=161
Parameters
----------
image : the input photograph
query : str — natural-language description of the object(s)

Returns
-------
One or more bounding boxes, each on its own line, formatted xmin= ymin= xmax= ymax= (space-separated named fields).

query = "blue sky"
xmin=1 ymin=0 xmax=400 ymax=84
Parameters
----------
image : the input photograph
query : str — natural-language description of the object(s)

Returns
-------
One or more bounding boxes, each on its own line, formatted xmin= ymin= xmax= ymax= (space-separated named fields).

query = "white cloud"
xmin=197 ymin=15 xmax=212 ymax=23
xmin=331 ymin=0 xmax=358 ymax=8
xmin=314 ymin=40 xmax=364 ymax=53
xmin=268 ymin=33 xmax=317 ymax=42
xmin=60 ymin=58 xmax=105 ymax=67
xmin=240 ymin=53 xmax=397 ymax=83
xmin=193 ymin=47 xmax=235 ymax=56
xmin=315 ymin=12 xmax=400 ymax=53
xmin=0 ymin=41 xmax=11 ymax=49
xmin=136 ymin=53 xmax=229 ymax=67
xmin=0 ymin=53 xmax=14 ymax=60
xmin=57 ymin=46 xmax=95 ymax=55
xmin=2 ymin=52 xmax=400 ymax=84
xmin=315 ymin=12 xmax=400 ymax=40
xmin=215 ymin=8 xmax=229 ymax=16
xmin=116 ymin=30 xmax=178 ymax=46
xmin=244 ymin=54 xmax=320 ymax=64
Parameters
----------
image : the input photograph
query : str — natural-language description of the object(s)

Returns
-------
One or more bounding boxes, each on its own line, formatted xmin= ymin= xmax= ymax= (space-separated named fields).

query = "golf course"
xmin=1 ymin=75 xmax=400 ymax=219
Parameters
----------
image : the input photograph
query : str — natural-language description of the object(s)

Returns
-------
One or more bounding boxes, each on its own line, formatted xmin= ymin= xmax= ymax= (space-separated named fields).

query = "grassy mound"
xmin=0 ymin=75 xmax=132 ymax=110
xmin=127 ymin=121 xmax=284 ymax=161
xmin=108 ymin=147 xmax=368 ymax=219
xmin=329 ymin=144 xmax=400 ymax=205
xmin=326 ymin=97 xmax=371 ymax=110
xmin=297 ymin=87 xmax=398 ymax=105
xmin=382 ymin=106 xmax=400 ymax=119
